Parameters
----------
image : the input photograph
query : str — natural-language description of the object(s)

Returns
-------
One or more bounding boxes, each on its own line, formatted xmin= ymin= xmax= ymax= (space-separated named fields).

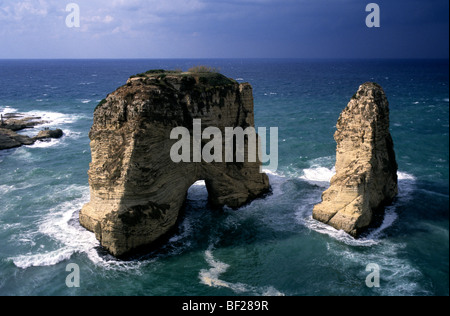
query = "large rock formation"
xmin=80 ymin=70 xmax=270 ymax=257
xmin=313 ymin=82 xmax=398 ymax=237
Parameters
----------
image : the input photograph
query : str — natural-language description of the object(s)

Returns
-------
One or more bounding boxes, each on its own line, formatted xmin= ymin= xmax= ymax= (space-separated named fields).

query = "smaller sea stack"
xmin=313 ymin=82 xmax=398 ymax=237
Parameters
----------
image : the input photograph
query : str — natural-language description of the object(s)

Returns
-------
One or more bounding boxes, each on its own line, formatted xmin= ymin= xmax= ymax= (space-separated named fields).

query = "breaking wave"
xmin=199 ymin=244 xmax=284 ymax=296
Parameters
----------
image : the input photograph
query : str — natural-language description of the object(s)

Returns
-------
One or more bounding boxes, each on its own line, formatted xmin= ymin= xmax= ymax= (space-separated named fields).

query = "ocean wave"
xmin=326 ymin=241 xmax=429 ymax=296
xmin=295 ymin=155 xmax=416 ymax=245
xmin=0 ymin=184 xmax=14 ymax=194
xmin=26 ymin=129 xmax=82 ymax=149
xmin=12 ymin=248 xmax=75 ymax=269
xmin=199 ymin=244 xmax=284 ymax=296
xmin=299 ymin=162 xmax=416 ymax=188
xmin=298 ymin=169 xmax=416 ymax=246
xmin=8 ymin=185 xmax=151 ymax=272
xmin=1 ymin=110 xmax=86 ymax=135
xmin=262 ymin=169 xmax=287 ymax=197
xmin=417 ymin=189 xmax=449 ymax=199
xmin=300 ymin=200 xmax=400 ymax=247
xmin=0 ymin=106 xmax=18 ymax=116
xmin=9 ymin=181 xmax=205 ymax=272
xmin=23 ymin=110 xmax=83 ymax=127
xmin=397 ymin=172 xmax=416 ymax=181
xmin=299 ymin=166 xmax=336 ymax=187
xmin=165 ymin=183 xmax=208 ymax=247
xmin=27 ymin=138 xmax=63 ymax=149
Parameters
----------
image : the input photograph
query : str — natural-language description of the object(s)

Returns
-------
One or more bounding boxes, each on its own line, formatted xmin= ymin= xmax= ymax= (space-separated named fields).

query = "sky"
xmin=0 ymin=0 xmax=448 ymax=59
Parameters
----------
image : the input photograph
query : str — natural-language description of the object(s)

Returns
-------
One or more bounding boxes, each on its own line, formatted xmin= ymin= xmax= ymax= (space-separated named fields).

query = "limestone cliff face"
xmin=313 ymin=82 xmax=398 ymax=237
xmin=80 ymin=71 xmax=270 ymax=257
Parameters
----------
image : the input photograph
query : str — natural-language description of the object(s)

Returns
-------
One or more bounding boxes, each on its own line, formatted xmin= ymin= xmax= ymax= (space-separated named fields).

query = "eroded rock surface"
xmin=80 ymin=70 xmax=270 ymax=257
xmin=313 ymin=82 xmax=398 ymax=237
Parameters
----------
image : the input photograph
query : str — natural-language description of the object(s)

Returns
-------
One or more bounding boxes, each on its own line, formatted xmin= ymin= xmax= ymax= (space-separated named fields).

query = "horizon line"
xmin=0 ymin=57 xmax=449 ymax=61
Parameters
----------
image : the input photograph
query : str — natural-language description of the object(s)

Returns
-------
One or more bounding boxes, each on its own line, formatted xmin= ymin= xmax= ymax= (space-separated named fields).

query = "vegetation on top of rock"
xmin=128 ymin=67 xmax=237 ymax=88
xmin=187 ymin=65 xmax=219 ymax=73
xmin=196 ymin=73 xmax=236 ymax=87
xmin=129 ymin=69 xmax=182 ymax=79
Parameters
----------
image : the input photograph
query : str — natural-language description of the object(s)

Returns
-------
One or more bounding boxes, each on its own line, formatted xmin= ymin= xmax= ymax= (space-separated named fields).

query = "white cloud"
xmin=0 ymin=0 xmax=48 ymax=22
xmin=112 ymin=0 xmax=205 ymax=14
xmin=82 ymin=15 xmax=114 ymax=24
xmin=15 ymin=0 xmax=48 ymax=16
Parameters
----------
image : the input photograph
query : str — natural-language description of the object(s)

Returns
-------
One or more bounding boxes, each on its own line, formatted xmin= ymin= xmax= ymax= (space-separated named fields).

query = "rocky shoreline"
xmin=0 ymin=113 xmax=63 ymax=150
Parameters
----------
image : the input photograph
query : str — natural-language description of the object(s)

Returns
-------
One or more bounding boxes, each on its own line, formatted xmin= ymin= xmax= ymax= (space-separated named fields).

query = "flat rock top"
xmin=127 ymin=70 xmax=238 ymax=87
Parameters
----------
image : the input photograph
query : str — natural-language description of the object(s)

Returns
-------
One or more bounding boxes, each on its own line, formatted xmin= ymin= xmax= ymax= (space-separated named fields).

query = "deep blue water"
xmin=0 ymin=59 xmax=448 ymax=296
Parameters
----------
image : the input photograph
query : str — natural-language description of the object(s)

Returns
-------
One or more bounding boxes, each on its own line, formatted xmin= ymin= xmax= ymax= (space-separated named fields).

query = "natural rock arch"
xmin=80 ymin=71 xmax=270 ymax=257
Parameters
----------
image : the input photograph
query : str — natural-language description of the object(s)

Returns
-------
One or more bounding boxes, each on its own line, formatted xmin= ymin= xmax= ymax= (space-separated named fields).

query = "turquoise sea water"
xmin=0 ymin=59 xmax=448 ymax=296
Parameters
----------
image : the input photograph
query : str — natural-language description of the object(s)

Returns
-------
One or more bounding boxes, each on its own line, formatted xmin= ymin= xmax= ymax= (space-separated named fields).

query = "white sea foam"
xmin=262 ymin=169 xmax=286 ymax=197
xmin=0 ymin=184 xmax=14 ymax=194
xmin=9 ymin=185 xmax=150 ymax=272
xmin=398 ymin=172 xmax=416 ymax=181
xmin=367 ymin=205 xmax=398 ymax=240
xmin=199 ymin=245 xmax=284 ymax=296
xmin=299 ymin=195 xmax=381 ymax=247
xmin=296 ymin=155 xmax=417 ymax=246
xmin=27 ymin=138 xmax=63 ymax=149
xmin=0 ymin=106 xmax=18 ymax=116
xmin=300 ymin=167 xmax=336 ymax=187
xmin=326 ymin=240 xmax=429 ymax=296
xmin=26 ymin=129 xmax=82 ymax=149
xmin=23 ymin=110 xmax=82 ymax=127
xmin=13 ymin=248 xmax=75 ymax=269
xmin=81 ymin=100 xmax=91 ymax=104
xmin=0 ymin=108 xmax=84 ymax=149
xmin=1 ymin=110 xmax=84 ymax=139
xmin=0 ymin=223 xmax=22 ymax=232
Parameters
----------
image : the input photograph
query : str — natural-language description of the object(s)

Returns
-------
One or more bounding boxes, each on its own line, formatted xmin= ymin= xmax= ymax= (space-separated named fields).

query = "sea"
xmin=0 ymin=59 xmax=448 ymax=296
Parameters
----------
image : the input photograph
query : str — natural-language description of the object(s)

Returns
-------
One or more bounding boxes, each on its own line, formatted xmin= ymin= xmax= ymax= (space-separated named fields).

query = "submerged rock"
xmin=313 ymin=82 xmax=398 ymax=237
xmin=80 ymin=70 xmax=270 ymax=257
